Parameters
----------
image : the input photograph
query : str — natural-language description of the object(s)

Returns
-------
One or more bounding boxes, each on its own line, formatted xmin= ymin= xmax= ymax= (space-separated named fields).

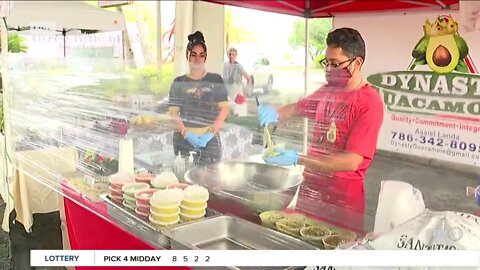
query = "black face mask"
xmin=325 ymin=65 xmax=353 ymax=88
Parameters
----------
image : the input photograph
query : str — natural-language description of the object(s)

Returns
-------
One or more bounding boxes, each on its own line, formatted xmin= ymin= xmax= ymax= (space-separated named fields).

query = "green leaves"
xmin=412 ymin=36 xmax=428 ymax=61
xmin=0 ymin=33 xmax=28 ymax=53
xmin=288 ymin=18 xmax=332 ymax=62
xmin=454 ymin=34 xmax=469 ymax=60
xmin=455 ymin=59 xmax=469 ymax=73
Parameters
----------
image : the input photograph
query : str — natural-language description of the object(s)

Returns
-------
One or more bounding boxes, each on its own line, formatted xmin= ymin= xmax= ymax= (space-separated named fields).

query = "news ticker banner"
xmin=31 ymin=250 xmax=480 ymax=267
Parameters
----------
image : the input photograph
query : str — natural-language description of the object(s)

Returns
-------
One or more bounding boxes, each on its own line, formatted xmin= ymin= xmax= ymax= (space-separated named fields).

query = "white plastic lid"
xmin=109 ymin=172 xmax=134 ymax=184
xmin=151 ymin=172 xmax=179 ymax=189
xmin=151 ymin=188 xmax=184 ymax=205
xmin=183 ymin=185 xmax=209 ymax=201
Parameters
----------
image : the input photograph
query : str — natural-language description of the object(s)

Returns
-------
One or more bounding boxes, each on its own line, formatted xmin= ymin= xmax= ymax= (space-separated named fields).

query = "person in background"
xmin=223 ymin=47 xmax=251 ymax=102
xmin=168 ymin=31 xmax=229 ymax=165
xmin=258 ymin=28 xmax=384 ymax=229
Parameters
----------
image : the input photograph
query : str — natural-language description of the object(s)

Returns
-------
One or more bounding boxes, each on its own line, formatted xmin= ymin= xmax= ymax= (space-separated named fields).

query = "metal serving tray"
xmin=100 ymin=194 xmax=221 ymax=248
xmin=164 ymin=215 xmax=318 ymax=250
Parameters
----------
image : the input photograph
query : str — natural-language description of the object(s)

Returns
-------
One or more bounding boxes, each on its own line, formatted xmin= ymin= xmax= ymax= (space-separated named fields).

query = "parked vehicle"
xmin=244 ymin=56 xmax=274 ymax=97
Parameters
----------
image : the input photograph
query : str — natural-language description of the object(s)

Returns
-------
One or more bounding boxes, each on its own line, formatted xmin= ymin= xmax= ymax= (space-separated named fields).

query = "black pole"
xmin=62 ymin=28 xmax=66 ymax=57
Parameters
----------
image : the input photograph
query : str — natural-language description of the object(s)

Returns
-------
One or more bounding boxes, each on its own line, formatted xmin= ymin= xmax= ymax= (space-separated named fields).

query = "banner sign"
xmin=367 ymin=15 xmax=480 ymax=166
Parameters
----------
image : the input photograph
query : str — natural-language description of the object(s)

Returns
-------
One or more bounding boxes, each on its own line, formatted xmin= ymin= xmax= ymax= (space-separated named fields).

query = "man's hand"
xmin=184 ymin=131 xmax=202 ymax=149
xmin=210 ymin=121 xmax=222 ymax=134
xmin=263 ymin=148 xmax=298 ymax=166
xmin=198 ymin=132 xmax=215 ymax=148
xmin=258 ymin=105 xmax=279 ymax=126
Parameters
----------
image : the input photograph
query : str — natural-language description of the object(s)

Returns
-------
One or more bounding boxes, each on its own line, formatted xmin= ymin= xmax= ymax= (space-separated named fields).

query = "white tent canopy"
xmin=5 ymin=1 xmax=125 ymax=32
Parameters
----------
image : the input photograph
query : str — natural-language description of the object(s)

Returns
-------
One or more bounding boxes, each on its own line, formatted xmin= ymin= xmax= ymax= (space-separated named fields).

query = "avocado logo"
xmin=411 ymin=15 xmax=469 ymax=74
xmin=367 ymin=15 xmax=480 ymax=123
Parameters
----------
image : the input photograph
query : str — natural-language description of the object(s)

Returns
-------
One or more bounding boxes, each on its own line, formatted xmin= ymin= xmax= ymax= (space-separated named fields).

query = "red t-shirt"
xmin=296 ymin=84 xmax=384 ymax=182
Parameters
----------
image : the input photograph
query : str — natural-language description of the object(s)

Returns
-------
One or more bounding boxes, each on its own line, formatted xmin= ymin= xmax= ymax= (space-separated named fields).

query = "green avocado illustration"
xmin=411 ymin=14 xmax=469 ymax=74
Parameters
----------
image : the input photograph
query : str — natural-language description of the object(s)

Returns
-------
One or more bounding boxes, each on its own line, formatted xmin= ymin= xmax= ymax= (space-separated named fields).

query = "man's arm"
xmin=277 ymin=103 xmax=298 ymax=122
xmin=241 ymin=70 xmax=251 ymax=85
xmin=298 ymin=153 xmax=364 ymax=173
xmin=274 ymin=89 xmax=322 ymax=122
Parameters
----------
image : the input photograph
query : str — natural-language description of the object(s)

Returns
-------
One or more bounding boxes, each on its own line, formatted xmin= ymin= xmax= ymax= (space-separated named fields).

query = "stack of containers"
xmin=135 ymin=173 xmax=155 ymax=185
xmin=121 ymin=183 xmax=149 ymax=210
xmin=108 ymin=172 xmax=135 ymax=205
xmin=134 ymin=188 xmax=158 ymax=219
xmin=180 ymin=185 xmax=209 ymax=222
xmin=149 ymin=188 xmax=183 ymax=226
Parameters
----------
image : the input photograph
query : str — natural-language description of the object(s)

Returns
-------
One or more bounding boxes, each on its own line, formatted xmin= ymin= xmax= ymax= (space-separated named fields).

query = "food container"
xmin=167 ymin=183 xmax=190 ymax=190
xmin=123 ymin=200 xmax=136 ymax=210
xmin=150 ymin=205 xmax=180 ymax=215
xmin=259 ymin=211 xmax=286 ymax=229
xmin=183 ymin=185 xmax=209 ymax=201
xmin=151 ymin=171 xmax=179 ymax=189
xmin=149 ymin=215 xmax=180 ymax=227
xmin=111 ymin=196 xmax=123 ymax=205
xmin=108 ymin=187 xmax=123 ymax=198
xmin=329 ymin=228 xmax=357 ymax=240
xmin=180 ymin=201 xmax=207 ymax=211
xmin=122 ymin=183 xmax=150 ymax=197
xmin=150 ymin=207 xmax=180 ymax=223
xmin=275 ymin=218 xmax=305 ymax=237
xmin=164 ymin=216 xmax=318 ymax=251
xmin=135 ymin=208 xmax=149 ymax=219
xmin=109 ymin=172 xmax=135 ymax=190
xmin=184 ymin=162 xmax=303 ymax=212
xmin=135 ymin=188 xmax=158 ymax=206
xmin=182 ymin=185 xmax=209 ymax=208
xmin=150 ymin=188 xmax=184 ymax=207
xmin=123 ymin=194 xmax=136 ymax=206
xmin=300 ymin=226 xmax=331 ymax=247
xmin=135 ymin=173 xmax=155 ymax=185
xmin=179 ymin=205 xmax=206 ymax=217
xmin=136 ymin=203 xmax=150 ymax=214
xmin=179 ymin=211 xmax=206 ymax=222
xmin=322 ymin=235 xmax=355 ymax=250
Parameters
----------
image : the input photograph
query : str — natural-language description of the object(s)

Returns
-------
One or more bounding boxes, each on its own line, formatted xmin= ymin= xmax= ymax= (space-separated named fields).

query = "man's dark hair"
xmin=326 ymin=28 xmax=366 ymax=60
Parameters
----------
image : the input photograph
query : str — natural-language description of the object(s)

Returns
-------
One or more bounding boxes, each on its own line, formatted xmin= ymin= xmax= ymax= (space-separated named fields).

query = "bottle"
xmin=174 ymin=151 xmax=185 ymax=177
xmin=188 ymin=151 xmax=195 ymax=164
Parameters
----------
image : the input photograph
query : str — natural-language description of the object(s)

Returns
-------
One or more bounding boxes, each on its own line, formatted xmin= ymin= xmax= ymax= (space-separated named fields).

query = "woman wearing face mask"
xmin=257 ymin=28 xmax=384 ymax=230
xmin=168 ymin=31 xmax=229 ymax=165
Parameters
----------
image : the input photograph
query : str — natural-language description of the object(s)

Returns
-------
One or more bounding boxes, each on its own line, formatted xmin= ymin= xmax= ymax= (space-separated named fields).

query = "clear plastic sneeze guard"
xmin=3 ymin=56 xmax=376 ymax=255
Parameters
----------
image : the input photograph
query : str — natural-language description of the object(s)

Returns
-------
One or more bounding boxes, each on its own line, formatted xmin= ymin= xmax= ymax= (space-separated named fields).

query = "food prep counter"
xmin=58 ymin=160 xmax=364 ymax=270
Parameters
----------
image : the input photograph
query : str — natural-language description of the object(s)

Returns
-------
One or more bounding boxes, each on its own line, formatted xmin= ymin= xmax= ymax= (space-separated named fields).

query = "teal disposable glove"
xmin=263 ymin=148 xmax=299 ymax=166
xmin=184 ymin=131 xmax=202 ymax=149
xmin=258 ymin=105 xmax=279 ymax=126
xmin=198 ymin=132 xmax=215 ymax=148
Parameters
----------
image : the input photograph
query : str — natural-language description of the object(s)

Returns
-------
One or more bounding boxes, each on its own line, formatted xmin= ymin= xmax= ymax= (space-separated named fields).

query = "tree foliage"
xmin=288 ymin=18 xmax=332 ymax=61
xmin=224 ymin=8 xmax=257 ymax=49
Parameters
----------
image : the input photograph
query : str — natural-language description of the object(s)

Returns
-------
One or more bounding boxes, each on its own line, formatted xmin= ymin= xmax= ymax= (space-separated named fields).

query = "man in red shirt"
xmin=259 ymin=28 xmax=383 ymax=230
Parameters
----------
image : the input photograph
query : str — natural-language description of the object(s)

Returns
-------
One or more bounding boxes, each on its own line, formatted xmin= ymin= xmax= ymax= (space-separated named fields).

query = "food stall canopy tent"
xmin=5 ymin=1 xmax=125 ymax=32
xmin=201 ymin=0 xmax=459 ymax=18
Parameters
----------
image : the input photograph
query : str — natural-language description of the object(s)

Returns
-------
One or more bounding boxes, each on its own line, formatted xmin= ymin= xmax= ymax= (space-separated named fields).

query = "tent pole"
xmin=62 ymin=28 xmax=66 ymax=57
xmin=1 ymin=16 xmax=14 ymax=193
xmin=302 ymin=17 xmax=309 ymax=154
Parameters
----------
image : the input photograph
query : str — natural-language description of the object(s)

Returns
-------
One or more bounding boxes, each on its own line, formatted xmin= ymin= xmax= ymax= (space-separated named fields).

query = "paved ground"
xmin=0 ymin=200 xmax=11 ymax=269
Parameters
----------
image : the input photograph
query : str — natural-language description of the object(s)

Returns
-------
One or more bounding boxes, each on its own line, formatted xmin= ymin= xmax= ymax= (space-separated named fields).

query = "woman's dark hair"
xmin=326 ymin=27 xmax=366 ymax=60
xmin=186 ymin=31 xmax=207 ymax=58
